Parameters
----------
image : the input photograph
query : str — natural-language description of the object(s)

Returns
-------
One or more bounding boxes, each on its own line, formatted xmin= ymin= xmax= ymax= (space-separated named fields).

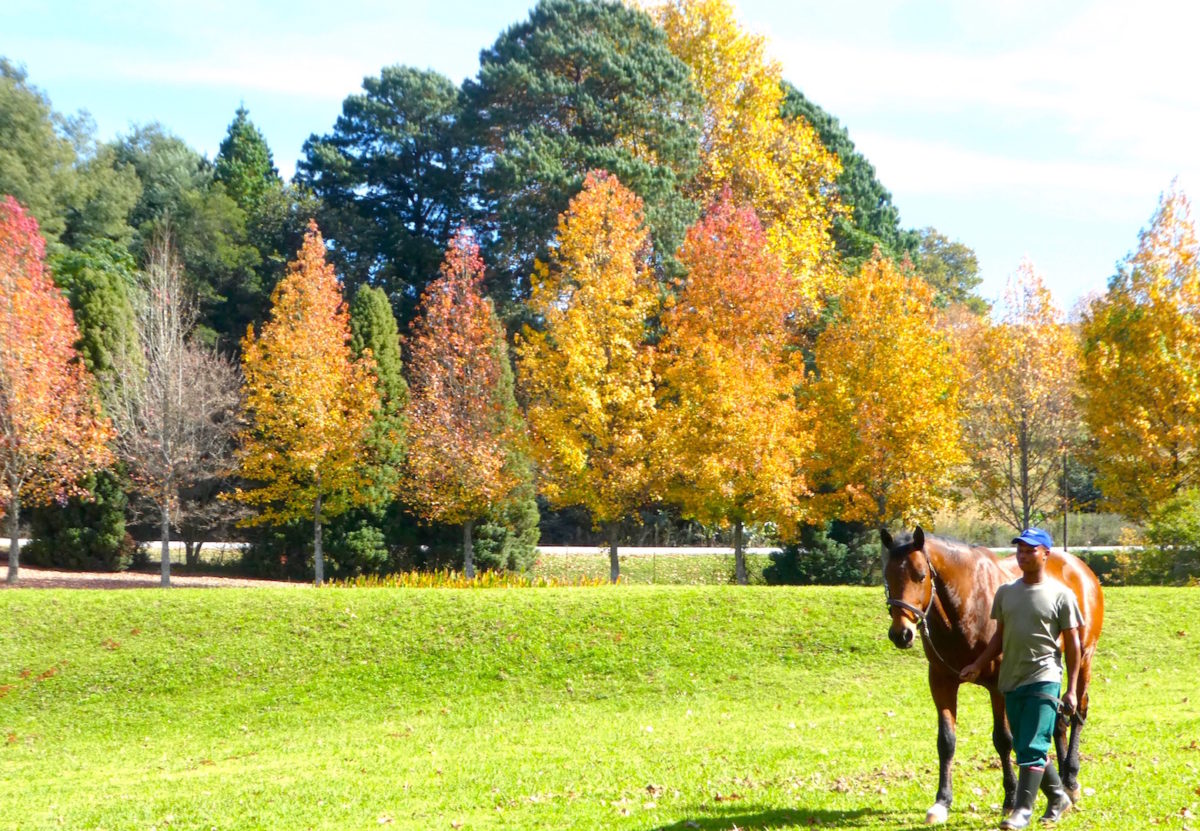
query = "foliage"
xmin=464 ymin=0 xmax=702 ymax=303
xmin=1079 ymin=185 xmax=1200 ymax=521
xmin=766 ymin=521 xmax=881 ymax=586
xmin=299 ymin=67 xmax=474 ymax=326
xmin=960 ymin=262 xmax=1081 ymax=531
xmin=0 ymin=197 xmax=112 ymax=580
xmin=214 ymin=106 xmax=280 ymax=212
xmin=913 ymin=227 xmax=988 ymax=314
xmin=1138 ymin=488 xmax=1200 ymax=585
xmin=404 ymin=232 xmax=528 ymax=538
xmin=653 ymin=0 xmax=842 ymax=309
xmin=234 ymin=221 xmax=378 ymax=584
xmin=808 ymin=253 xmax=965 ymax=525
xmin=517 ymin=172 xmax=659 ymax=549
xmin=348 ymin=284 xmax=408 ymax=505
xmin=24 ymin=468 xmax=135 ymax=571
xmin=780 ymin=81 xmax=917 ymax=269
xmin=2 ymin=586 xmax=1196 ymax=828
xmin=329 ymin=568 xmax=607 ymax=589
xmin=656 ymin=192 xmax=812 ymax=581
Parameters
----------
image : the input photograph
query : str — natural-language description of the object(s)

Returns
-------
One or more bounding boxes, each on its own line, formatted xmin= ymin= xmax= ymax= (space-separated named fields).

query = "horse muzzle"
xmin=888 ymin=623 xmax=916 ymax=649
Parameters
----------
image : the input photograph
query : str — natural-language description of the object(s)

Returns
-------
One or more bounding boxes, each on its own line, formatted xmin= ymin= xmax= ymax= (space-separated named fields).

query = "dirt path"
xmin=0 ymin=565 xmax=304 ymax=589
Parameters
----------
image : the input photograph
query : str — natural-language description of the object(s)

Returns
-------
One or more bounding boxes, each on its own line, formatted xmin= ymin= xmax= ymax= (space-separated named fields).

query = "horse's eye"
xmin=912 ymin=569 xmax=927 ymax=582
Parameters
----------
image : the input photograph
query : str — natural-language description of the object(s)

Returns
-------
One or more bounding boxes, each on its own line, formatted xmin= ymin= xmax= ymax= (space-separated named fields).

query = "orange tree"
xmin=1079 ymin=185 xmax=1200 ymax=520
xmin=657 ymin=192 xmax=811 ymax=583
xmin=808 ymin=253 xmax=965 ymax=526
xmin=650 ymin=0 xmax=843 ymax=309
xmin=960 ymin=262 xmax=1081 ymax=531
xmin=233 ymin=221 xmax=377 ymax=585
xmin=516 ymin=171 xmax=659 ymax=583
xmin=404 ymin=230 xmax=529 ymax=577
xmin=0 ymin=196 xmax=112 ymax=584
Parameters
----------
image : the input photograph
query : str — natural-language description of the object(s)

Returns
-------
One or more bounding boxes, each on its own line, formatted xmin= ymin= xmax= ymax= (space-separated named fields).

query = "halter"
xmin=884 ymin=542 xmax=963 ymax=676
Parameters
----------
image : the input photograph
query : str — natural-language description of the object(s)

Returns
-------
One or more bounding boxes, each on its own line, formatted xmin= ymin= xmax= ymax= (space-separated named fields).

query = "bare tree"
xmin=108 ymin=230 xmax=241 ymax=586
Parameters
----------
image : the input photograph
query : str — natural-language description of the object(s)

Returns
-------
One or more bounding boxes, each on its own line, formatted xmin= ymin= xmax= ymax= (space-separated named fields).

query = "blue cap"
xmin=1012 ymin=528 xmax=1053 ymax=548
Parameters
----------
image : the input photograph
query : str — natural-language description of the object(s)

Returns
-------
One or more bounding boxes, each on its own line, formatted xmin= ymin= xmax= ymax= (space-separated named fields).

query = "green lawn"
xmin=0 ymin=586 xmax=1197 ymax=830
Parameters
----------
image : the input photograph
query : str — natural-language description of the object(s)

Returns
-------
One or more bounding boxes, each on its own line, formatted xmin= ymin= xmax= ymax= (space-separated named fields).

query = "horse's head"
xmin=880 ymin=525 xmax=934 ymax=650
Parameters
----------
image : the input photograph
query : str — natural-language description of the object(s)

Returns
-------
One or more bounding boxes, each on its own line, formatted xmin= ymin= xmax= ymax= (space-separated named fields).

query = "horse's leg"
xmin=926 ymin=670 xmax=958 ymax=824
xmin=1062 ymin=653 xmax=1093 ymax=801
xmin=987 ymin=683 xmax=1017 ymax=812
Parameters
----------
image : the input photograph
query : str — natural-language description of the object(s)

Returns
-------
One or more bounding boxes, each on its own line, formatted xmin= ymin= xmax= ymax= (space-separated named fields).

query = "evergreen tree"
xmin=214 ymin=106 xmax=280 ymax=212
xmin=349 ymin=284 xmax=407 ymax=504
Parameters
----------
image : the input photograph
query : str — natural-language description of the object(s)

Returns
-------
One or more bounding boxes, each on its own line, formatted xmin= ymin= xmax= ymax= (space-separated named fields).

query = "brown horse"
xmin=880 ymin=526 xmax=1104 ymax=824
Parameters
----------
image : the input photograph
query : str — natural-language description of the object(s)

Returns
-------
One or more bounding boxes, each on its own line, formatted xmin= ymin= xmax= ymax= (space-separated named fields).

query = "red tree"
xmin=0 ymin=196 xmax=112 ymax=583
xmin=404 ymin=230 xmax=526 ymax=577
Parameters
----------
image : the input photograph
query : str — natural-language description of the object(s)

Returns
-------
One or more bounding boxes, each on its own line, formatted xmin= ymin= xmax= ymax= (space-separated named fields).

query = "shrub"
xmin=1140 ymin=489 xmax=1200 ymax=585
xmin=24 ymin=469 xmax=135 ymax=571
xmin=765 ymin=521 xmax=879 ymax=585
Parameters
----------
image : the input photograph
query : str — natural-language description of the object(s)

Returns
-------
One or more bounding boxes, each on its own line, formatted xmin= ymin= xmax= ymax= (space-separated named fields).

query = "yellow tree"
xmin=658 ymin=191 xmax=811 ymax=583
xmin=234 ymin=221 xmax=377 ymax=585
xmin=960 ymin=262 xmax=1081 ymax=531
xmin=516 ymin=171 xmax=659 ymax=583
xmin=1079 ymin=185 xmax=1200 ymax=520
xmin=0 ymin=197 xmax=112 ymax=584
xmin=809 ymin=254 xmax=965 ymax=525
xmin=649 ymin=0 xmax=843 ymax=309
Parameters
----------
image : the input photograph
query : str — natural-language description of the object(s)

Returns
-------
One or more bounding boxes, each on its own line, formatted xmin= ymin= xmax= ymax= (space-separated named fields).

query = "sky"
xmin=4 ymin=0 xmax=1198 ymax=312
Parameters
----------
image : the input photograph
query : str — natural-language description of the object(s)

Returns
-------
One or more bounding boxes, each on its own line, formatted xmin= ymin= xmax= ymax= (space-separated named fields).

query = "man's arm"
xmin=960 ymin=623 xmax=1003 ymax=683
xmin=1061 ymin=626 xmax=1081 ymax=714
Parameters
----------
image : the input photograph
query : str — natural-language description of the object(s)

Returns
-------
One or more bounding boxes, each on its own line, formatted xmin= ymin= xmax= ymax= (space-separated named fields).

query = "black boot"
xmin=1001 ymin=766 xmax=1045 ymax=830
xmin=1039 ymin=762 xmax=1073 ymax=823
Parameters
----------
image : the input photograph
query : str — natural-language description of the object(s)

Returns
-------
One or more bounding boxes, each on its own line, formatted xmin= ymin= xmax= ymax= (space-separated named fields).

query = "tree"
xmin=657 ymin=192 xmax=812 ymax=583
xmin=0 ymin=59 xmax=76 ymax=244
xmin=1079 ymin=185 xmax=1200 ymax=520
xmin=808 ymin=254 xmax=965 ymax=525
xmin=214 ymin=106 xmax=280 ymax=212
xmin=652 ymin=0 xmax=842 ymax=309
xmin=299 ymin=67 xmax=475 ymax=326
xmin=914 ymin=227 xmax=989 ymax=314
xmin=233 ymin=221 xmax=377 ymax=585
xmin=779 ymin=82 xmax=916 ymax=268
xmin=404 ymin=231 xmax=530 ymax=576
xmin=0 ymin=197 xmax=112 ymax=583
xmin=516 ymin=171 xmax=659 ymax=582
xmin=107 ymin=230 xmax=241 ymax=586
xmin=464 ymin=0 xmax=702 ymax=304
xmin=961 ymin=262 xmax=1080 ymax=531
xmin=349 ymin=284 xmax=408 ymax=502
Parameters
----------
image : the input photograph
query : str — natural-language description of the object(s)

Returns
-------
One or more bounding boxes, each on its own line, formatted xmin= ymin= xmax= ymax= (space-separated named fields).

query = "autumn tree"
xmin=808 ymin=254 xmax=965 ymax=526
xmin=0 ymin=196 xmax=112 ymax=583
xmin=517 ymin=172 xmax=659 ymax=582
xmin=658 ymin=193 xmax=811 ymax=583
xmin=234 ymin=221 xmax=377 ymax=585
xmin=651 ymin=0 xmax=842 ymax=309
xmin=107 ymin=230 xmax=241 ymax=586
xmin=1079 ymin=185 xmax=1200 ymax=520
xmin=961 ymin=262 xmax=1080 ymax=531
xmin=404 ymin=231 xmax=530 ymax=577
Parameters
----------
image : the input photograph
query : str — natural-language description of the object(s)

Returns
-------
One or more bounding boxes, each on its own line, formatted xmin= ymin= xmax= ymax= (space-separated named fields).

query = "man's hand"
xmin=1060 ymin=689 xmax=1078 ymax=717
xmin=960 ymin=661 xmax=982 ymax=683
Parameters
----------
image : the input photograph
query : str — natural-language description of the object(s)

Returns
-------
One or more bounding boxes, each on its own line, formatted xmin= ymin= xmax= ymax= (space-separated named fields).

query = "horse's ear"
xmin=913 ymin=525 xmax=925 ymax=550
xmin=880 ymin=528 xmax=894 ymax=550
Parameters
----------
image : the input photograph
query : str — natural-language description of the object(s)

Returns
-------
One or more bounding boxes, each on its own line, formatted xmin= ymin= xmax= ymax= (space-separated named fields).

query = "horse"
xmin=880 ymin=526 xmax=1104 ymax=825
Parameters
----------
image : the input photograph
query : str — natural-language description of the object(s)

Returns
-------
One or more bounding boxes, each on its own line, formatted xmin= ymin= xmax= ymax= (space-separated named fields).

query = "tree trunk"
xmin=313 ymin=493 xmax=324 ymax=587
xmin=160 ymin=503 xmax=172 ymax=588
xmin=734 ymin=520 xmax=747 ymax=585
xmin=5 ymin=493 xmax=19 ymax=585
xmin=608 ymin=521 xmax=620 ymax=584
xmin=463 ymin=519 xmax=475 ymax=579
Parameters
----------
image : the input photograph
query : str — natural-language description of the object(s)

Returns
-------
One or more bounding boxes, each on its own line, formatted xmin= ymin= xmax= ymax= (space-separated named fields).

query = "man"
xmin=961 ymin=527 xmax=1083 ymax=829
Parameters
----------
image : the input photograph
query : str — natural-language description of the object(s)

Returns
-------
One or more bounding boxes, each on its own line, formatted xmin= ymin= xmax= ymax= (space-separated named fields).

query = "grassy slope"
xmin=0 ymin=587 xmax=1197 ymax=830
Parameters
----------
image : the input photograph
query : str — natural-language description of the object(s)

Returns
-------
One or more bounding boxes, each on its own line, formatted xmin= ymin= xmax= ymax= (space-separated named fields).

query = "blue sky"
xmin=5 ymin=0 xmax=1198 ymax=312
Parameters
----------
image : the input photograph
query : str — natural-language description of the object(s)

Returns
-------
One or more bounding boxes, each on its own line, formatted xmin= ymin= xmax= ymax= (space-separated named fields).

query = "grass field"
xmin=1 ymin=586 xmax=1197 ymax=830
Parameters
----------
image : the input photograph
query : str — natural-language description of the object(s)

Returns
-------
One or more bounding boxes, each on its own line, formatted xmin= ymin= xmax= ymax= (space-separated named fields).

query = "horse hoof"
xmin=925 ymin=803 xmax=949 ymax=824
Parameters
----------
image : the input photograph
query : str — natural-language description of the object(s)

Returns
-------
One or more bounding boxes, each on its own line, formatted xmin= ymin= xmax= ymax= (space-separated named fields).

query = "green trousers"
xmin=1004 ymin=680 xmax=1061 ymax=769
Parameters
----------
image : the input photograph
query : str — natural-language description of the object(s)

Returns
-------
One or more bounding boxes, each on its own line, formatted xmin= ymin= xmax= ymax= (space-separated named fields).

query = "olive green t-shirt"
xmin=990 ymin=578 xmax=1083 ymax=693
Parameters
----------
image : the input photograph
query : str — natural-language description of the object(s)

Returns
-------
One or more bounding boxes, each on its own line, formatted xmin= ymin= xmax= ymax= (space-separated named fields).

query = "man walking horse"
xmin=881 ymin=525 xmax=1103 ymax=827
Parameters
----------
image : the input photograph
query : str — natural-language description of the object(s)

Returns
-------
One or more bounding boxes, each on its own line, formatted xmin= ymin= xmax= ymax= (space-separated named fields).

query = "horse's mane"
xmin=888 ymin=530 xmax=992 ymax=564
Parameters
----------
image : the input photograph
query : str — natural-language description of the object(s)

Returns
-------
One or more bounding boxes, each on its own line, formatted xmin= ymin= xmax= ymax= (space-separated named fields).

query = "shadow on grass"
xmin=649 ymin=804 xmax=892 ymax=830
